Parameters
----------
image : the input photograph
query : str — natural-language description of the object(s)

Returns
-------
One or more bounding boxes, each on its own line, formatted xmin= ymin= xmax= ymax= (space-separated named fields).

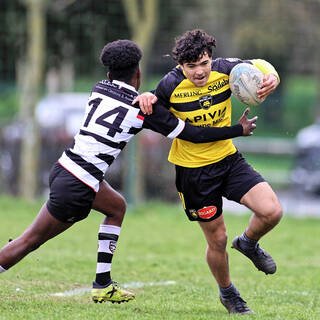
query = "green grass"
xmin=0 ymin=196 xmax=319 ymax=319
xmin=244 ymin=153 xmax=293 ymax=172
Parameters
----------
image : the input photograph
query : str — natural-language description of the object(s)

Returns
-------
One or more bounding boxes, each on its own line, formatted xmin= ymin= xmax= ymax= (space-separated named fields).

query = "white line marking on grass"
xmin=52 ymin=287 xmax=90 ymax=297
xmin=124 ymin=280 xmax=176 ymax=289
xmin=266 ymin=289 xmax=311 ymax=296
xmin=51 ymin=280 xmax=176 ymax=297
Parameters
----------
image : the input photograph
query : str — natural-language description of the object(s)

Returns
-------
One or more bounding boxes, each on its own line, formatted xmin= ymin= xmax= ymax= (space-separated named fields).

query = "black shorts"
xmin=175 ymin=151 xmax=265 ymax=222
xmin=46 ymin=162 xmax=96 ymax=223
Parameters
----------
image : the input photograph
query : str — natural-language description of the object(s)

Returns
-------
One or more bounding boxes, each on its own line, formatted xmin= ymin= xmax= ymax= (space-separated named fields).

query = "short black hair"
xmin=172 ymin=29 xmax=216 ymax=64
xmin=100 ymin=40 xmax=142 ymax=82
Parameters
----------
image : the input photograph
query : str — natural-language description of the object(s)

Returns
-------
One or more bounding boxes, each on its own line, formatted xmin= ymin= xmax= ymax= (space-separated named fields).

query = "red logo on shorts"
xmin=197 ymin=206 xmax=217 ymax=219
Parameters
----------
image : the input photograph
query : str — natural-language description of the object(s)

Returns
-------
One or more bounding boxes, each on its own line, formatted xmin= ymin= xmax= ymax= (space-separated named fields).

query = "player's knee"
xmin=106 ymin=195 xmax=126 ymax=224
xmin=272 ymin=203 xmax=283 ymax=224
xmin=118 ymin=194 xmax=127 ymax=216
xmin=261 ymin=202 xmax=283 ymax=227
xmin=209 ymin=231 xmax=228 ymax=252
xmin=114 ymin=194 xmax=126 ymax=219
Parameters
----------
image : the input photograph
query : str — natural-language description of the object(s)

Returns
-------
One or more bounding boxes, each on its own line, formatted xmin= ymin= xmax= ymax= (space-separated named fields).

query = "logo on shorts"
xmin=189 ymin=209 xmax=198 ymax=219
xmin=109 ymin=240 xmax=117 ymax=253
xmin=197 ymin=206 xmax=217 ymax=219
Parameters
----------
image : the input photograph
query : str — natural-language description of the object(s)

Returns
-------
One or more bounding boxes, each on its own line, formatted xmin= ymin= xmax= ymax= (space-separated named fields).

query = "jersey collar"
xmin=112 ymin=80 xmax=138 ymax=94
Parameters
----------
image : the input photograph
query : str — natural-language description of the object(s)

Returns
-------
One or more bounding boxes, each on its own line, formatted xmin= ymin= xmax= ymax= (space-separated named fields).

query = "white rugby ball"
xmin=229 ymin=63 xmax=264 ymax=106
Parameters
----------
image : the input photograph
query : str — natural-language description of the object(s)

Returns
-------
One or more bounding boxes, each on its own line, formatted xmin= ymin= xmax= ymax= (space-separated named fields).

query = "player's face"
xmin=180 ymin=52 xmax=212 ymax=87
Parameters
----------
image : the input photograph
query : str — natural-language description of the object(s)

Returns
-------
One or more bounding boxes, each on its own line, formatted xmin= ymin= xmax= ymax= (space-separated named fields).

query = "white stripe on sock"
xmin=96 ymin=262 xmax=111 ymax=274
xmin=99 ymin=224 xmax=121 ymax=236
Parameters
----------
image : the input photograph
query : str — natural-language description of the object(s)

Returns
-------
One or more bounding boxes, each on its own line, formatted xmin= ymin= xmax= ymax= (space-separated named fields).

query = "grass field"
xmin=0 ymin=196 xmax=319 ymax=320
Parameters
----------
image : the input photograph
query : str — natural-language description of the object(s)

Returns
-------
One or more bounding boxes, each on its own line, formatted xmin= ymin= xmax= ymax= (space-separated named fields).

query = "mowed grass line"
xmin=0 ymin=196 xmax=319 ymax=320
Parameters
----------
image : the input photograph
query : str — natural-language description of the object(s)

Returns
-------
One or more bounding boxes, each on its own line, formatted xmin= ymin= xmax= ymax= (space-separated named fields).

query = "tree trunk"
xmin=18 ymin=0 xmax=46 ymax=199
xmin=122 ymin=0 xmax=159 ymax=206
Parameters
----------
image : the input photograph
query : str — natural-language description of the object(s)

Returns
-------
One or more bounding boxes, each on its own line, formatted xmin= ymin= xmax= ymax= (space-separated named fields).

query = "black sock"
xmin=219 ymin=283 xmax=240 ymax=298
xmin=238 ymin=231 xmax=257 ymax=251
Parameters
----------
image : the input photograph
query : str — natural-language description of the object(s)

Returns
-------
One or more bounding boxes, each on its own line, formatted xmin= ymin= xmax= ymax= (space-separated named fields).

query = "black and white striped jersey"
xmin=58 ymin=79 xmax=243 ymax=192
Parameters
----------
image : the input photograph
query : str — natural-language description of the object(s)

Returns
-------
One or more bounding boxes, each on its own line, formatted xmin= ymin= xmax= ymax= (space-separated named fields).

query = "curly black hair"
xmin=172 ymin=29 xmax=216 ymax=64
xmin=100 ymin=40 xmax=142 ymax=82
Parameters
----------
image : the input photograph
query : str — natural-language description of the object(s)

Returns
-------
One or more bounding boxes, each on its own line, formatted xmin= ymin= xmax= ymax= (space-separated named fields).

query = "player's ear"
xmin=107 ymin=72 xmax=112 ymax=81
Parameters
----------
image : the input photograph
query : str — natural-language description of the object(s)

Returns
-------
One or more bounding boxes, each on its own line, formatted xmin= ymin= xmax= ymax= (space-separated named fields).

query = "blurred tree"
xmin=121 ymin=0 xmax=159 ymax=206
xmin=45 ymin=0 xmax=128 ymax=91
xmin=18 ymin=0 xmax=47 ymax=199
xmin=122 ymin=0 xmax=159 ymax=75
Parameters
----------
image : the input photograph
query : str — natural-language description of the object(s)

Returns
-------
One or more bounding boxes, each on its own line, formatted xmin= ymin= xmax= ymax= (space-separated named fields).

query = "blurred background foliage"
xmin=0 ymin=0 xmax=319 ymax=201
xmin=1 ymin=0 xmax=319 ymax=132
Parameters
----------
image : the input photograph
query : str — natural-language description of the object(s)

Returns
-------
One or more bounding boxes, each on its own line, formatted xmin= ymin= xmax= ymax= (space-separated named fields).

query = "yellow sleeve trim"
xmin=251 ymin=59 xmax=280 ymax=83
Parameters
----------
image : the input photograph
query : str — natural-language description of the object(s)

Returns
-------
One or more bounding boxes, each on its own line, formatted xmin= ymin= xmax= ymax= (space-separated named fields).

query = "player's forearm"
xmin=177 ymin=123 xmax=243 ymax=143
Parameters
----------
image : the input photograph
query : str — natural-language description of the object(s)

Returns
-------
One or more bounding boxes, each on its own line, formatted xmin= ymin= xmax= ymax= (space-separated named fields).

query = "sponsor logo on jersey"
xmin=199 ymin=94 xmax=213 ymax=110
xmin=174 ymin=90 xmax=202 ymax=98
xmin=185 ymin=106 xmax=227 ymax=124
xmin=109 ymin=240 xmax=117 ymax=253
xmin=207 ymin=79 xmax=229 ymax=92
xmin=189 ymin=209 xmax=198 ymax=219
xmin=197 ymin=206 xmax=217 ymax=219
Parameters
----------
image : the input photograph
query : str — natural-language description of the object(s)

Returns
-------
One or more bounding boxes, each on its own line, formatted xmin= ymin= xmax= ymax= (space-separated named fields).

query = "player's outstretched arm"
xmin=178 ymin=108 xmax=257 ymax=143
xmin=143 ymin=102 xmax=258 ymax=144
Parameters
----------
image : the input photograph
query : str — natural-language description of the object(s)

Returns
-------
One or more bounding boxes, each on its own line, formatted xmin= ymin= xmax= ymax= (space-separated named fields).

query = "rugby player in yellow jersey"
xmin=134 ymin=29 xmax=282 ymax=315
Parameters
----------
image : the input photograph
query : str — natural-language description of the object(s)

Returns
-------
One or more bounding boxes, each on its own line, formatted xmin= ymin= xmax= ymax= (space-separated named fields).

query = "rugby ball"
xmin=229 ymin=63 xmax=264 ymax=106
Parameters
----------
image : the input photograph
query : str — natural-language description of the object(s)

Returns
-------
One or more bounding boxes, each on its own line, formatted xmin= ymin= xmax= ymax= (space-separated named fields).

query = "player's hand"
xmin=257 ymin=74 xmax=279 ymax=100
xmin=238 ymin=108 xmax=258 ymax=136
xmin=132 ymin=92 xmax=157 ymax=115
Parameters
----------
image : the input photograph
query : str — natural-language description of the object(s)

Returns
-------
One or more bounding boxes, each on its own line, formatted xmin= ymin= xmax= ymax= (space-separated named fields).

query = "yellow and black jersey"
xmin=155 ymin=58 xmax=279 ymax=167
